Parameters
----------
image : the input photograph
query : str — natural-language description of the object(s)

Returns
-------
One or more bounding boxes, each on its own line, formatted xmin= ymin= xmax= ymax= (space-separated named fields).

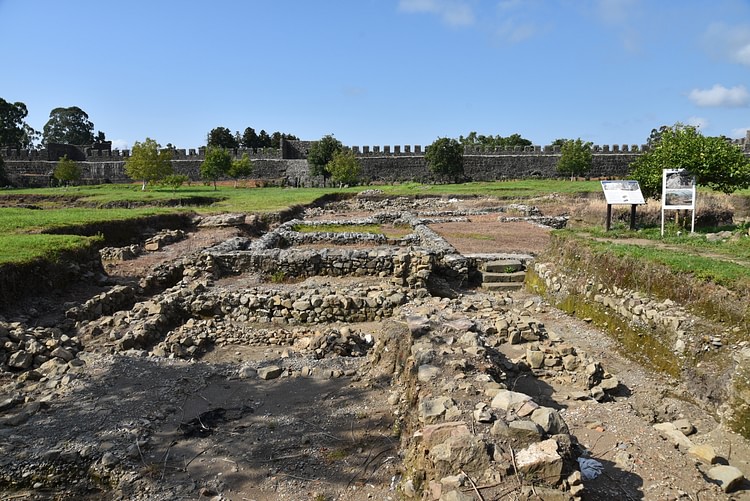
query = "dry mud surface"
xmin=1 ymin=195 xmax=749 ymax=501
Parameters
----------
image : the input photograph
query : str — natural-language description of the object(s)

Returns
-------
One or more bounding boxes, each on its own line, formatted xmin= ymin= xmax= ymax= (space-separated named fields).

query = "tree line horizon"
xmin=2 ymin=98 xmax=750 ymax=198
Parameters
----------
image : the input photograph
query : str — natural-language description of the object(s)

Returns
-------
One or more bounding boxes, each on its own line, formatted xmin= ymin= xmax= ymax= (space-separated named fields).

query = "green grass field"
xmin=1 ymin=178 xmax=747 ymax=300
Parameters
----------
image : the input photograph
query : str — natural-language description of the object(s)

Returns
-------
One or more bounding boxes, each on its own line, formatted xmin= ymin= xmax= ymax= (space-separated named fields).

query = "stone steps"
xmin=480 ymin=259 xmax=526 ymax=292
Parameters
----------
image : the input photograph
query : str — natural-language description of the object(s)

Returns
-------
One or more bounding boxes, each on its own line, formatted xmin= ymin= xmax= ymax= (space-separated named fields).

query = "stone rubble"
xmin=0 ymin=196 xmax=744 ymax=500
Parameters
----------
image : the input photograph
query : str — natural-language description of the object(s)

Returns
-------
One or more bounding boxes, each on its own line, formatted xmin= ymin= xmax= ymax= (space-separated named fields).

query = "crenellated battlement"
xmin=348 ymin=143 xmax=651 ymax=156
xmin=6 ymin=141 xmax=738 ymax=162
xmin=0 ymin=146 xmax=283 ymax=161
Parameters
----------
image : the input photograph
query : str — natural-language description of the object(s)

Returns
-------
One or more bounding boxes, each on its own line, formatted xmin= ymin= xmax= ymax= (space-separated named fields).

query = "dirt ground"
xmin=2 ymin=195 xmax=750 ymax=500
xmin=429 ymin=216 xmax=553 ymax=255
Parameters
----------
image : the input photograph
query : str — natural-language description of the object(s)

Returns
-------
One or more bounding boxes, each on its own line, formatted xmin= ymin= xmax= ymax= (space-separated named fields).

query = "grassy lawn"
xmin=292 ymin=223 xmax=413 ymax=239
xmin=0 ymin=180 xmax=746 ymax=284
xmin=2 ymin=180 xmax=593 ymax=264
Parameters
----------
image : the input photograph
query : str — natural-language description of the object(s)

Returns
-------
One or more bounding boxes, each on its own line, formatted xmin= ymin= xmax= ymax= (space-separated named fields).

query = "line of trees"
xmin=4 ymin=96 xmax=750 ymax=196
xmin=1 ymin=99 xmax=108 ymax=149
xmin=206 ymin=126 xmax=299 ymax=150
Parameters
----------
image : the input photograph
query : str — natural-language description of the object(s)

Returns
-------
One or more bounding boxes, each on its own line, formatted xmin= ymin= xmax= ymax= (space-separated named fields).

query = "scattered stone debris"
xmin=0 ymin=196 xmax=747 ymax=500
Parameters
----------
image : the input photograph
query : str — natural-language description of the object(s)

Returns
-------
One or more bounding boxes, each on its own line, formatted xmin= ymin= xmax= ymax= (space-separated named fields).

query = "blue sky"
xmin=2 ymin=0 xmax=750 ymax=151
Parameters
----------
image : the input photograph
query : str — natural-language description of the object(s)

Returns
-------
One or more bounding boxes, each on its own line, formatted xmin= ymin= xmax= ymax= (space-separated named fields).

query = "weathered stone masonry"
xmin=3 ymin=139 xmax=656 ymax=187
xmin=5 ymin=136 xmax=750 ymax=188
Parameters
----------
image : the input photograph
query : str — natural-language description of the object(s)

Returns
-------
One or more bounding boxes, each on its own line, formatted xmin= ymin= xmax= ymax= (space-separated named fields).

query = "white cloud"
xmin=730 ymin=127 xmax=750 ymax=139
xmin=494 ymin=19 xmax=537 ymax=44
xmin=688 ymin=84 xmax=749 ymax=107
xmin=686 ymin=116 xmax=708 ymax=130
xmin=111 ymin=139 xmax=129 ymax=150
xmin=703 ymin=23 xmax=750 ymax=67
xmin=398 ymin=0 xmax=475 ymax=27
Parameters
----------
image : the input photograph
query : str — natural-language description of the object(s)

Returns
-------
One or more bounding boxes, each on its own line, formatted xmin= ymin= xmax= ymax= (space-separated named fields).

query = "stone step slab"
xmin=483 ymin=259 xmax=524 ymax=273
xmin=482 ymin=271 xmax=526 ymax=283
xmin=481 ymin=282 xmax=524 ymax=292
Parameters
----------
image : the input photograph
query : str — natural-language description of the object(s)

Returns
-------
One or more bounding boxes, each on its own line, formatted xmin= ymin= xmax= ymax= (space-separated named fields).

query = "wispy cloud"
xmin=593 ymin=0 xmax=642 ymax=52
xmin=398 ymin=0 xmax=475 ymax=27
xmin=688 ymin=84 xmax=749 ymax=107
xmin=686 ymin=116 xmax=708 ymax=130
xmin=490 ymin=0 xmax=540 ymax=44
xmin=595 ymin=0 xmax=639 ymax=24
xmin=703 ymin=22 xmax=750 ymax=67
xmin=494 ymin=19 xmax=537 ymax=44
xmin=731 ymin=127 xmax=750 ymax=139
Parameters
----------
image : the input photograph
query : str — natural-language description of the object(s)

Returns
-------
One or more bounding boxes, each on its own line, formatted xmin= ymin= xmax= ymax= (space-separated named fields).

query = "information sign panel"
xmin=600 ymin=180 xmax=645 ymax=205
xmin=661 ymin=169 xmax=696 ymax=235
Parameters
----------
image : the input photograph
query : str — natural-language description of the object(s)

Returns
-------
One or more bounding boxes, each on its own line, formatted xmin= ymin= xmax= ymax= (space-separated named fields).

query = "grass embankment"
xmin=0 ymin=180 xmax=600 ymax=265
xmin=547 ymin=227 xmax=750 ymax=326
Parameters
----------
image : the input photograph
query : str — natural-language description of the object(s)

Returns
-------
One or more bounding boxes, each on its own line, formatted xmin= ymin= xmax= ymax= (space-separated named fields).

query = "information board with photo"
xmin=600 ymin=180 xmax=645 ymax=205
xmin=661 ymin=168 xmax=696 ymax=235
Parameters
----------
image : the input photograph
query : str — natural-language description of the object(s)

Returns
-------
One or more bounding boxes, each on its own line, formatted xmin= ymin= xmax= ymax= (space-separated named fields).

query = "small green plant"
xmin=355 ymin=410 xmax=368 ymax=419
xmin=269 ymin=270 xmax=286 ymax=283
xmin=324 ymin=448 xmax=349 ymax=462
xmin=161 ymin=174 xmax=189 ymax=193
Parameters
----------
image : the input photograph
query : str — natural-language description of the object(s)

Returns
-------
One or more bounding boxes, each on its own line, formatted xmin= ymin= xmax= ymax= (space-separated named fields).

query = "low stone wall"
xmin=208 ymin=215 xmax=470 ymax=289
xmin=530 ymin=259 xmax=750 ymax=439
xmin=77 ymin=280 xmax=416 ymax=353
xmin=533 ymin=262 xmax=698 ymax=349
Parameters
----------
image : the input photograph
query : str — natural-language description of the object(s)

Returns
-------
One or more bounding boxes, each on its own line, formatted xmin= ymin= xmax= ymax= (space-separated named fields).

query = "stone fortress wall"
xmin=3 ymin=134 xmax=750 ymax=187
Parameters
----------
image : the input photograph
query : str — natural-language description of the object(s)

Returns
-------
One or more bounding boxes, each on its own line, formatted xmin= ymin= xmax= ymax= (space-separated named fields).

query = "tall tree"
xmin=556 ymin=138 xmax=592 ymax=180
xmin=200 ymin=146 xmax=232 ymax=190
xmin=42 ymin=106 xmax=96 ymax=145
xmin=124 ymin=138 xmax=174 ymax=190
xmin=0 ymin=98 xmax=37 ymax=149
xmin=241 ymin=127 xmax=259 ymax=149
xmin=93 ymin=131 xmax=108 ymax=147
xmin=307 ymin=134 xmax=343 ymax=185
xmin=257 ymin=130 xmax=271 ymax=148
xmin=207 ymin=127 xmax=239 ymax=149
xmin=425 ymin=137 xmax=464 ymax=183
xmin=459 ymin=132 xmax=532 ymax=149
xmin=647 ymin=125 xmax=669 ymax=147
xmin=630 ymin=123 xmax=750 ymax=199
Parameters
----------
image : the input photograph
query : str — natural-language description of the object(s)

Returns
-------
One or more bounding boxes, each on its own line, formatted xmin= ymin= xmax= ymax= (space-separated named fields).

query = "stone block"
xmin=514 ymin=438 xmax=563 ymax=484
xmin=688 ymin=444 xmax=719 ymax=464
xmin=258 ymin=365 xmax=283 ymax=380
xmin=708 ymin=465 xmax=744 ymax=492
xmin=490 ymin=389 xmax=533 ymax=412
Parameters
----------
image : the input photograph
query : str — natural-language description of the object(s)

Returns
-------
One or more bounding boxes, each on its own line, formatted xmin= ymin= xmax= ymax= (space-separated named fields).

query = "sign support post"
xmin=661 ymin=169 xmax=696 ymax=237
xmin=601 ymin=181 xmax=646 ymax=231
